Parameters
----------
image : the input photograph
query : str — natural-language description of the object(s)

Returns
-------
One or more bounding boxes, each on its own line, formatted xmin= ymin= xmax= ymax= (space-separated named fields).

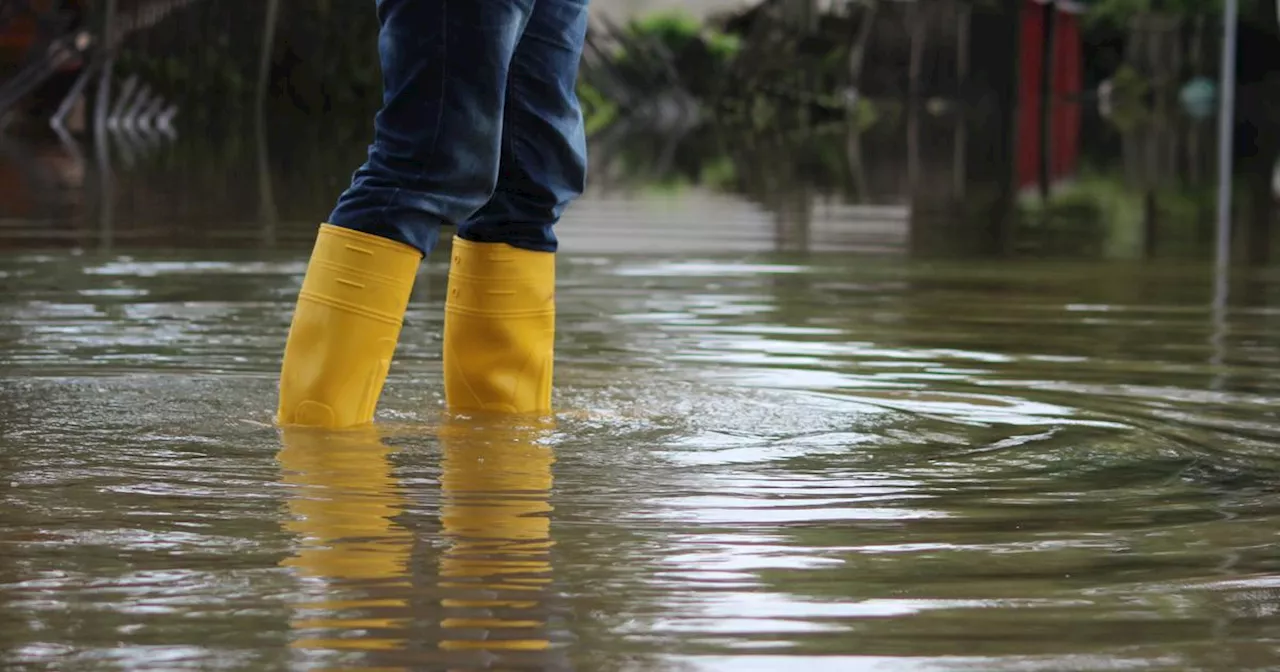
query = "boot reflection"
xmin=437 ymin=414 xmax=556 ymax=655
xmin=278 ymin=426 xmax=412 ymax=653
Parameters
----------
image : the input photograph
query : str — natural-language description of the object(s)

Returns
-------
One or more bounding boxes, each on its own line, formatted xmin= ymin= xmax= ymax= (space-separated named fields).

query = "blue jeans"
xmin=328 ymin=0 xmax=590 ymax=255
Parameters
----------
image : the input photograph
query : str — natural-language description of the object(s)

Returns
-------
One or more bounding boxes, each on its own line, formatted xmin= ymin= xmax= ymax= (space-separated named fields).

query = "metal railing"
xmin=0 ymin=0 xmax=199 ymax=137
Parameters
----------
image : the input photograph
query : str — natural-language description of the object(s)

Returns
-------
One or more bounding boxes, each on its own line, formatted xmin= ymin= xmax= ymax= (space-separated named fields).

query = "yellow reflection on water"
xmin=277 ymin=416 xmax=558 ymax=664
xmin=437 ymin=415 xmax=556 ymax=654
xmin=278 ymin=426 xmax=413 ymax=653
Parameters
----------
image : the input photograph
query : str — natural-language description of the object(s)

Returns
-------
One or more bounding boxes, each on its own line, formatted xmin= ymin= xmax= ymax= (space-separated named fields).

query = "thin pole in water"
xmin=256 ymin=0 xmax=281 ymax=245
xmin=1210 ymin=0 xmax=1239 ymax=390
xmin=1215 ymin=0 xmax=1238 ymax=273
xmin=93 ymin=0 xmax=118 ymax=140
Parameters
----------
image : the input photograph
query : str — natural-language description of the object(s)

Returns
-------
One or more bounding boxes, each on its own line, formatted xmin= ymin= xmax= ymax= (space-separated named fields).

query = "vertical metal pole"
xmin=1215 ymin=0 xmax=1238 ymax=272
xmin=1210 ymin=0 xmax=1238 ymax=391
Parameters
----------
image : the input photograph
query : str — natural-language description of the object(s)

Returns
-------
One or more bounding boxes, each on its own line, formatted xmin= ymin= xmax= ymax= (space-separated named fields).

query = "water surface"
xmin=3 ymin=246 xmax=1279 ymax=670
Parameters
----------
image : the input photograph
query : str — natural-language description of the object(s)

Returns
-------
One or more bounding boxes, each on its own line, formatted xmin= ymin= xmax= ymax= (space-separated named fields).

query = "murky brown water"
xmin=3 ymin=240 xmax=1280 ymax=670
xmin=3 ymin=0 xmax=1280 ymax=663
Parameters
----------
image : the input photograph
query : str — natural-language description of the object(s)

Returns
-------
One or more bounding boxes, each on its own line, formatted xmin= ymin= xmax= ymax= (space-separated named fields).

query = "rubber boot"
xmin=442 ymin=238 xmax=555 ymax=414
xmin=278 ymin=224 xmax=421 ymax=428
xmin=278 ymin=426 xmax=412 ymax=651
xmin=437 ymin=415 xmax=556 ymax=656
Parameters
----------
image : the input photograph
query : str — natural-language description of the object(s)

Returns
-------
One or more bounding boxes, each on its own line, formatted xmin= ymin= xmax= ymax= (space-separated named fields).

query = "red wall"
xmin=1017 ymin=0 xmax=1084 ymax=190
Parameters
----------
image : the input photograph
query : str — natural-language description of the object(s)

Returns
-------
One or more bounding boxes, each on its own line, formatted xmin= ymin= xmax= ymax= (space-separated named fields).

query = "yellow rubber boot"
xmin=443 ymin=238 xmax=555 ymax=414
xmin=277 ymin=224 xmax=421 ymax=428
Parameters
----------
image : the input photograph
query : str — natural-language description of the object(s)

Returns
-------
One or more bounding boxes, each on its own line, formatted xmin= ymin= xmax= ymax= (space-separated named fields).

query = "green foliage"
xmin=698 ymin=155 xmax=738 ymax=189
xmin=627 ymin=11 xmax=702 ymax=50
xmin=608 ymin=7 xmax=743 ymax=95
xmin=624 ymin=10 xmax=742 ymax=61
xmin=1018 ymin=165 xmax=1218 ymax=259
xmin=1105 ymin=65 xmax=1152 ymax=130
xmin=852 ymin=97 xmax=879 ymax=130
xmin=577 ymin=81 xmax=619 ymax=136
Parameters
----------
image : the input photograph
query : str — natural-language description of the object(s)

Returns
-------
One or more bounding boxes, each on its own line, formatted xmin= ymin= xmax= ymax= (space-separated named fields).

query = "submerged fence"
xmin=0 ymin=0 xmax=383 ymax=136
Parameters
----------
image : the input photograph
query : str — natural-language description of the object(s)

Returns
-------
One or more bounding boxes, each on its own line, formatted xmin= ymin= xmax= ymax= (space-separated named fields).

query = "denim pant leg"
xmin=458 ymin=0 xmax=590 ymax=254
xmin=328 ymin=0 xmax=536 ymax=256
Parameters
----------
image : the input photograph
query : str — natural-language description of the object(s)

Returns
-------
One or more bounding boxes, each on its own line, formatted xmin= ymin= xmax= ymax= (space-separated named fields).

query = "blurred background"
xmin=0 ymin=0 xmax=1277 ymax=260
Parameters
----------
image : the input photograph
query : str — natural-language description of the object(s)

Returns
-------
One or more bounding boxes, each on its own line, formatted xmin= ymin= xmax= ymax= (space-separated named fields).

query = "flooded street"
xmin=2 ymin=0 xmax=1280 ymax=659
xmin=3 ymin=229 xmax=1280 ymax=668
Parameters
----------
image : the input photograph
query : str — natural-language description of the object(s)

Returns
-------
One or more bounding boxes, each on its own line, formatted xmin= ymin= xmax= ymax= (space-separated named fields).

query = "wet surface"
xmin=5 ymin=0 xmax=1280 ymax=664
xmin=3 ymin=243 xmax=1280 ymax=669
xmin=3 ymin=25 xmax=1280 ymax=660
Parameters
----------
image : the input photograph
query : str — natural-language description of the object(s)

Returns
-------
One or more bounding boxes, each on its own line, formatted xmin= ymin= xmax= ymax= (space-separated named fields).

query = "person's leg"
xmin=329 ymin=0 xmax=537 ymax=255
xmin=443 ymin=0 xmax=589 ymax=415
xmin=278 ymin=0 xmax=536 ymax=428
xmin=457 ymin=0 xmax=590 ymax=253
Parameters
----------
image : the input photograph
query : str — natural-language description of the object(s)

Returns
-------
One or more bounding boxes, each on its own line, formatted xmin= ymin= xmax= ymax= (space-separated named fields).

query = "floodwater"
xmin=4 ymin=240 xmax=1280 ymax=670
xmin=3 ymin=104 xmax=1280 ymax=670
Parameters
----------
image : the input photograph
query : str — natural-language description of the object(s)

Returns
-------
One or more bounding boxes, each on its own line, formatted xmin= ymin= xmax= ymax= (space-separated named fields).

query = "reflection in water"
xmin=277 ymin=417 xmax=560 ymax=668
xmin=437 ymin=416 xmax=559 ymax=661
xmin=278 ymin=427 xmax=413 ymax=656
xmin=4 ymin=92 xmax=1273 ymax=259
xmin=4 ymin=250 xmax=1280 ymax=668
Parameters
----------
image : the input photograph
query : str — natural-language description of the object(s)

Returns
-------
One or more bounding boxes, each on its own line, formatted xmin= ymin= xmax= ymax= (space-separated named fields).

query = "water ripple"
xmin=3 ymin=254 xmax=1280 ymax=670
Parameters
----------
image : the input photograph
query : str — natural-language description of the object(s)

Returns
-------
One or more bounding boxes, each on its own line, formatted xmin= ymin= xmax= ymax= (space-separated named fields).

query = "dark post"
xmin=954 ymin=1 xmax=971 ymax=197
xmin=256 ymin=0 xmax=281 ymax=245
xmin=1039 ymin=0 xmax=1056 ymax=202
xmin=93 ymin=0 xmax=117 ymax=140
xmin=93 ymin=0 xmax=117 ymax=251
